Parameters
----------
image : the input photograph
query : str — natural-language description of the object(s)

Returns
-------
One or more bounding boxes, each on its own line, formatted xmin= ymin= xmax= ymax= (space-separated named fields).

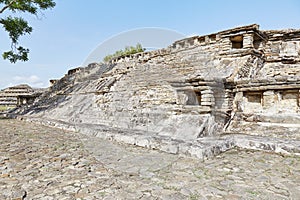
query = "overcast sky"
xmin=0 ymin=0 xmax=300 ymax=89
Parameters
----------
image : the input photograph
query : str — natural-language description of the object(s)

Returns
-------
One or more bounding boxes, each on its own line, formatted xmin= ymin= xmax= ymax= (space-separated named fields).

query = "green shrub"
xmin=103 ymin=43 xmax=144 ymax=62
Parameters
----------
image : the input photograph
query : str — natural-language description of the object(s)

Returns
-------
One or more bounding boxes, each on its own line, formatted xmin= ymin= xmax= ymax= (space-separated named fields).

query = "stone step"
xmin=18 ymin=117 xmax=300 ymax=160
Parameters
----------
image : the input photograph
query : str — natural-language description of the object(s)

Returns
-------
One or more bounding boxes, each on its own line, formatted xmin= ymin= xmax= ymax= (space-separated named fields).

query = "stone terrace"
xmin=1 ymin=119 xmax=299 ymax=199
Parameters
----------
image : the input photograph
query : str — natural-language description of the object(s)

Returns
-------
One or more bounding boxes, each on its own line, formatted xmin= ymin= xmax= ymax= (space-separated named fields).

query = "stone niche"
xmin=175 ymin=88 xmax=219 ymax=108
xmin=209 ymin=34 xmax=217 ymax=43
xmin=197 ymin=36 xmax=205 ymax=45
xmin=230 ymin=35 xmax=243 ymax=49
xmin=253 ymin=34 xmax=263 ymax=49
xmin=264 ymin=90 xmax=299 ymax=113
xmin=176 ymin=89 xmax=201 ymax=106
xmin=242 ymin=89 xmax=299 ymax=114
xmin=279 ymin=41 xmax=300 ymax=58
xmin=242 ymin=91 xmax=263 ymax=113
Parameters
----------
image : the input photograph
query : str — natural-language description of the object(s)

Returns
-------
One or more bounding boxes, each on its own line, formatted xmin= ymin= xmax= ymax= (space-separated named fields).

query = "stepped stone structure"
xmin=0 ymin=84 xmax=42 ymax=111
xmin=12 ymin=24 xmax=300 ymax=158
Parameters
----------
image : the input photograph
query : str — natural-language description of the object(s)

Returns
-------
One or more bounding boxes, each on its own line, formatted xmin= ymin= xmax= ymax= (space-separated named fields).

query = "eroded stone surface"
xmin=1 ymin=119 xmax=299 ymax=199
xmin=10 ymin=24 xmax=300 ymax=143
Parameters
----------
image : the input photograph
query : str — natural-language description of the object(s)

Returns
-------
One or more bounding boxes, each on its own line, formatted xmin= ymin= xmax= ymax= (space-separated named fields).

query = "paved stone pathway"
xmin=0 ymin=119 xmax=299 ymax=199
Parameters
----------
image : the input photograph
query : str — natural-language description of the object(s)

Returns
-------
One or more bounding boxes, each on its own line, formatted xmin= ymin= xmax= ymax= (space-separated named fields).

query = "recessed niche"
xmin=253 ymin=35 xmax=262 ymax=49
xmin=231 ymin=35 xmax=243 ymax=49
xmin=245 ymin=92 xmax=262 ymax=104
xmin=209 ymin=34 xmax=217 ymax=42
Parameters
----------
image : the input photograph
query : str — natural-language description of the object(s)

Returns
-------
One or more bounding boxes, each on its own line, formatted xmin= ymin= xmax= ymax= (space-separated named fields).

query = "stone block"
xmin=160 ymin=141 xmax=179 ymax=154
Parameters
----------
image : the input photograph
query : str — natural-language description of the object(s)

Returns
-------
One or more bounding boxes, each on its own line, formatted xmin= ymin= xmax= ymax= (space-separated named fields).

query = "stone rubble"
xmin=1 ymin=119 xmax=300 ymax=200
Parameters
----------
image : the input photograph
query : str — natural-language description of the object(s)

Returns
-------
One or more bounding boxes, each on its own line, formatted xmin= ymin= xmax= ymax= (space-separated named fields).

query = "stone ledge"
xmin=17 ymin=116 xmax=300 ymax=160
xmin=234 ymin=134 xmax=300 ymax=155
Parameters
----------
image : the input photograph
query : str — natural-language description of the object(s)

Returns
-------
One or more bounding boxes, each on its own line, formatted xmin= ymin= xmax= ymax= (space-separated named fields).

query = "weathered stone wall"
xmin=258 ymin=30 xmax=300 ymax=78
xmin=0 ymin=84 xmax=38 ymax=109
xmin=13 ymin=24 xmax=300 ymax=141
xmin=228 ymin=29 xmax=300 ymax=137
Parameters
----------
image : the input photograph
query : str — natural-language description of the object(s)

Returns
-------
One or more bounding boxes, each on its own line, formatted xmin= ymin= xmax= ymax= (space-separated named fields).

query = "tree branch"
xmin=0 ymin=0 xmax=18 ymax=14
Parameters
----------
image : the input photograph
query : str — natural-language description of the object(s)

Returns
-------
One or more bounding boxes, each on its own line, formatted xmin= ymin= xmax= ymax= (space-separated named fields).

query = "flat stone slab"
xmin=1 ymin=119 xmax=300 ymax=199
xmin=234 ymin=134 xmax=300 ymax=155
xmin=19 ymin=117 xmax=300 ymax=159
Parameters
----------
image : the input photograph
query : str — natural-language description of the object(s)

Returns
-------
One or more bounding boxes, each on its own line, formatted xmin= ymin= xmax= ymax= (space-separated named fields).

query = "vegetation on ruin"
xmin=0 ymin=0 xmax=56 ymax=63
xmin=103 ymin=43 xmax=145 ymax=62
xmin=0 ymin=105 xmax=14 ymax=111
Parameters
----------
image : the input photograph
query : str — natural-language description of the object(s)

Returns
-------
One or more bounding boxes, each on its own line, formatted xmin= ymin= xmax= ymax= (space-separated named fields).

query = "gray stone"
xmin=0 ymin=119 xmax=300 ymax=199
xmin=9 ymin=24 xmax=300 ymax=144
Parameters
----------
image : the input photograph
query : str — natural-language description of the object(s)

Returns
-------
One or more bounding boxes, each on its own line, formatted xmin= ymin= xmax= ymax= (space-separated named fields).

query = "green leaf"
xmin=0 ymin=16 xmax=32 ymax=44
xmin=2 ymin=46 xmax=29 ymax=63
xmin=7 ymin=0 xmax=56 ymax=14
xmin=0 ymin=0 xmax=56 ymax=63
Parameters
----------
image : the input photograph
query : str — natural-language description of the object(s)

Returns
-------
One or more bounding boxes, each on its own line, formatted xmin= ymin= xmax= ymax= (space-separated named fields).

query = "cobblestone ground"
xmin=0 ymin=119 xmax=299 ymax=200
